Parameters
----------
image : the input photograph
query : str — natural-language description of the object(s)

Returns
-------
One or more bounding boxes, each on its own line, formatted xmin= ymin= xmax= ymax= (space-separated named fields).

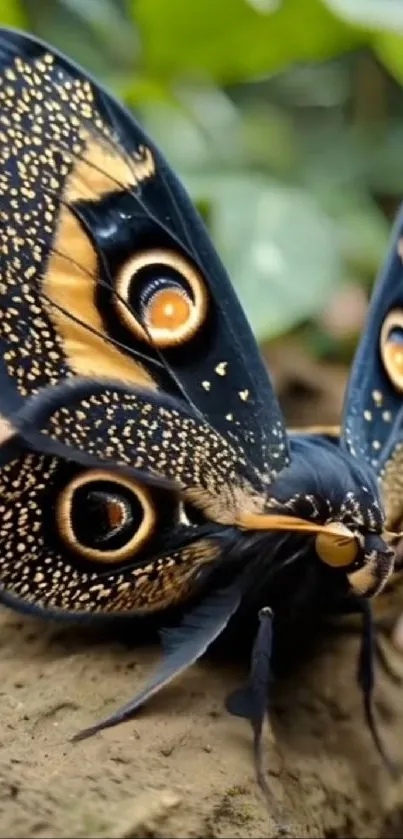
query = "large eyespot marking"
xmin=115 ymin=249 xmax=208 ymax=347
xmin=56 ymin=469 xmax=156 ymax=563
xmin=315 ymin=522 xmax=358 ymax=568
xmin=380 ymin=310 xmax=403 ymax=392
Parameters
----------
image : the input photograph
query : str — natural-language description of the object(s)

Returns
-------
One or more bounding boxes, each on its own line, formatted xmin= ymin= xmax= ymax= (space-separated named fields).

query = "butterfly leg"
xmin=226 ymin=607 xmax=275 ymax=805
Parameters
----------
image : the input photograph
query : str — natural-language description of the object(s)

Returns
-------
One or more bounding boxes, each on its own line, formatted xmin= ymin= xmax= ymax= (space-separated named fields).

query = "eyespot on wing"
xmin=0 ymin=442 xmax=222 ymax=617
xmin=56 ymin=468 xmax=157 ymax=563
xmin=115 ymin=249 xmax=208 ymax=348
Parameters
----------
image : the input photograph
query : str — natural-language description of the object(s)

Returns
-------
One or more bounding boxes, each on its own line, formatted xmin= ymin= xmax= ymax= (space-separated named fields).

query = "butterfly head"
xmin=238 ymin=436 xmax=395 ymax=600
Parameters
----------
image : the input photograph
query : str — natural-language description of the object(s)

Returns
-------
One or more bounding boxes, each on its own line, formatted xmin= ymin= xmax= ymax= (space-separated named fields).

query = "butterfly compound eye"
xmin=380 ymin=310 xmax=403 ymax=392
xmin=56 ymin=469 xmax=156 ymax=563
xmin=315 ymin=522 xmax=358 ymax=568
xmin=115 ymin=249 xmax=208 ymax=347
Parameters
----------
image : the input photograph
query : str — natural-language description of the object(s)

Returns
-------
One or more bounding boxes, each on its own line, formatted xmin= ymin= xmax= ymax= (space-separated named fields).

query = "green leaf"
xmin=25 ymin=0 xmax=138 ymax=80
xmin=0 ymin=0 xmax=27 ymax=27
xmin=138 ymin=91 xmax=297 ymax=176
xmin=372 ymin=32 xmax=403 ymax=86
xmin=59 ymin=0 xmax=140 ymax=66
xmin=322 ymin=1 xmax=403 ymax=85
xmin=120 ymin=76 xmax=175 ymax=106
xmin=140 ymin=100 xmax=217 ymax=169
xmin=330 ymin=195 xmax=390 ymax=282
xmin=183 ymin=172 xmax=342 ymax=340
xmin=133 ymin=0 xmax=362 ymax=84
xmin=237 ymin=104 xmax=298 ymax=175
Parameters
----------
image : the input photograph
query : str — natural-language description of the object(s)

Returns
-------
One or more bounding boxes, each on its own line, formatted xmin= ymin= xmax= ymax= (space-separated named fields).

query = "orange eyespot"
xmin=380 ymin=310 xmax=403 ymax=392
xmin=105 ymin=498 xmax=126 ymax=529
xmin=115 ymin=249 xmax=208 ymax=347
xmin=315 ymin=522 xmax=358 ymax=568
xmin=147 ymin=287 xmax=191 ymax=331
xmin=56 ymin=469 xmax=156 ymax=563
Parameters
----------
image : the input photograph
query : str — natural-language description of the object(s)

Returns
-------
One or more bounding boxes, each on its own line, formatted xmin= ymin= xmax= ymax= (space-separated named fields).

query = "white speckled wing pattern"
xmin=0 ymin=46 xmax=156 ymax=400
xmin=0 ymin=25 xmax=296 ymax=621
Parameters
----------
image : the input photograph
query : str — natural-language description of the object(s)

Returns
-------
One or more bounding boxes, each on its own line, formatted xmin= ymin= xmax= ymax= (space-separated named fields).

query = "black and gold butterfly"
xmin=0 ymin=26 xmax=402 ymax=797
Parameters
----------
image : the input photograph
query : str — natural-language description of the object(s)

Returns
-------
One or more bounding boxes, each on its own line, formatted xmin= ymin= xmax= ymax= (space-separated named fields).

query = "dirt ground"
xmin=2 ymin=345 xmax=403 ymax=839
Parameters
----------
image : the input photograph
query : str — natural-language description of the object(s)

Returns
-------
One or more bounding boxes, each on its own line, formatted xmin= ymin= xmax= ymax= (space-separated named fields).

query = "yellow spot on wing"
xmin=0 ymin=47 xmax=156 ymax=398
xmin=43 ymin=138 xmax=155 ymax=387
xmin=215 ymin=361 xmax=228 ymax=376
xmin=67 ymin=137 xmax=154 ymax=203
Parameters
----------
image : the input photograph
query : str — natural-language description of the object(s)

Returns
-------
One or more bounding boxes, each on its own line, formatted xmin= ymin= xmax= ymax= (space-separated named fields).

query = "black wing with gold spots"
xmin=0 ymin=435 xmax=226 ymax=618
xmin=0 ymin=26 xmax=399 ymax=788
xmin=0 ymin=26 xmax=296 ymax=759
xmin=0 ymin=26 xmax=289 ymax=480
xmin=0 ymin=27 xmax=298 ymax=742
xmin=0 ymin=373 xmax=278 ymax=620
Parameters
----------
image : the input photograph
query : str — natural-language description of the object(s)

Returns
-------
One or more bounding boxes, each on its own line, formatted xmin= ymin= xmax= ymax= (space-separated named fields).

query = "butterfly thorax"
xmin=275 ymin=435 xmax=382 ymax=528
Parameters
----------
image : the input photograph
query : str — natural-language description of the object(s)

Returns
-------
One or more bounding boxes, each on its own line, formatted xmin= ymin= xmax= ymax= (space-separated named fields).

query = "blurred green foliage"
xmin=3 ymin=0 xmax=403 ymax=350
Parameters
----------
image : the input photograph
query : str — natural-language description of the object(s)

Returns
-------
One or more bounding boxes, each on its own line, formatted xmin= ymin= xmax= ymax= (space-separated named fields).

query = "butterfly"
xmin=0 ymin=25 xmax=401 ymax=804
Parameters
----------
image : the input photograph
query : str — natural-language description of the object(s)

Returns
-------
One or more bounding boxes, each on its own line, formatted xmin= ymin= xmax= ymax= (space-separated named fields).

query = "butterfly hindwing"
xmin=0 ymin=26 xmax=289 ymax=481
xmin=0 ymin=430 xmax=230 ymax=619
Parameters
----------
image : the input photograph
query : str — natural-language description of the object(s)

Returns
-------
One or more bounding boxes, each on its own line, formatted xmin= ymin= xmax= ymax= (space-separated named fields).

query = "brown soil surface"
xmin=1 ymin=607 xmax=403 ymax=838
xmin=1 ymin=348 xmax=403 ymax=839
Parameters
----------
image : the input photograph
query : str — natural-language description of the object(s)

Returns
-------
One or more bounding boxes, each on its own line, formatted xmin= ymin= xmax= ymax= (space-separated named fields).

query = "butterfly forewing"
xmin=0 ymin=26 xmax=289 ymax=482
